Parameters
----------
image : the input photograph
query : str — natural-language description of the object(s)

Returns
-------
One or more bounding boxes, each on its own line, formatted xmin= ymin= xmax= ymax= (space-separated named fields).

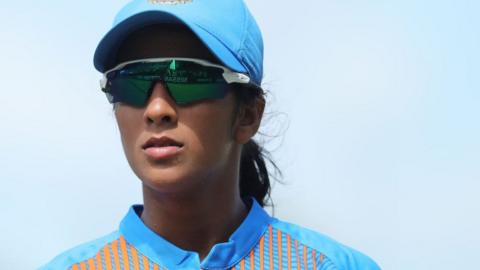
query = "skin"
xmin=113 ymin=24 xmax=265 ymax=260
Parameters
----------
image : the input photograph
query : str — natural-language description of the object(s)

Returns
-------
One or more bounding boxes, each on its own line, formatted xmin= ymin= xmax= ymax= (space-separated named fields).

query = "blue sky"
xmin=1 ymin=1 xmax=479 ymax=269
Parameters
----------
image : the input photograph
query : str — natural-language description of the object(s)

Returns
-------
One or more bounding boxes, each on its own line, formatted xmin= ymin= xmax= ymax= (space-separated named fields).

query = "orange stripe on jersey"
xmin=294 ymin=240 xmax=300 ymax=270
xmin=153 ymin=263 xmax=159 ymax=270
xmin=302 ymin=246 xmax=307 ymax=270
xmin=79 ymin=262 xmax=87 ymax=270
xmin=312 ymin=250 xmax=317 ymax=270
xmin=142 ymin=255 xmax=150 ymax=270
xmin=119 ymin=236 xmax=131 ymax=270
xmin=268 ymin=226 xmax=273 ymax=270
xmin=250 ymin=249 xmax=255 ymax=270
xmin=259 ymin=236 xmax=264 ymax=270
xmin=96 ymin=252 xmax=103 ymax=270
xmin=277 ymin=230 xmax=282 ymax=270
xmin=130 ymin=245 xmax=140 ymax=270
xmin=111 ymin=240 xmax=121 ymax=270
xmin=231 ymin=267 xmax=236 ymax=270
xmin=286 ymin=234 xmax=291 ymax=270
xmin=319 ymin=253 xmax=325 ymax=263
xmin=87 ymin=258 xmax=95 ymax=270
xmin=71 ymin=264 xmax=79 ymax=270
xmin=103 ymin=244 xmax=113 ymax=270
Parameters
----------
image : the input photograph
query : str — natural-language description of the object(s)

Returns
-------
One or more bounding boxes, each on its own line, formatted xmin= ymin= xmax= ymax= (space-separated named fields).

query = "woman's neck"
xmin=139 ymin=177 xmax=248 ymax=260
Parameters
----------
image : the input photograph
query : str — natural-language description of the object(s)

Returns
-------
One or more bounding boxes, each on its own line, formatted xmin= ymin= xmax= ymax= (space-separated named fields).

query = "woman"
xmin=40 ymin=0 xmax=381 ymax=269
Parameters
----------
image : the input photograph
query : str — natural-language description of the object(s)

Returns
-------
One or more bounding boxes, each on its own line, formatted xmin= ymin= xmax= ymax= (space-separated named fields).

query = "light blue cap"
xmin=94 ymin=0 xmax=264 ymax=86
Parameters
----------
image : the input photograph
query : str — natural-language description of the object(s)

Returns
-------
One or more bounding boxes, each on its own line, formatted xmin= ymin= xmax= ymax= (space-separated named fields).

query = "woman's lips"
xmin=142 ymin=136 xmax=184 ymax=160
xmin=143 ymin=145 xmax=183 ymax=160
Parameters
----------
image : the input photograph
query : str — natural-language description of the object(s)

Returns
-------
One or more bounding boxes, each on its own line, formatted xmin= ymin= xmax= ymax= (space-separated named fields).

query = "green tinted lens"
xmin=163 ymin=60 xmax=229 ymax=104
xmin=108 ymin=77 xmax=153 ymax=107
xmin=167 ymin=83 xmax=229 ymax=104
xmin=105 ymin=60 xmax=231 ymax=106
xmin=120 ymin=62 xmax=170 ymax=76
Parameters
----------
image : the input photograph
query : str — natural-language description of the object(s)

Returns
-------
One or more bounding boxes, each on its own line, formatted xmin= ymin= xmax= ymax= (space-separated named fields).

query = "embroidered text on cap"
xmin=148 ymin=0 xmax=193 ymax=5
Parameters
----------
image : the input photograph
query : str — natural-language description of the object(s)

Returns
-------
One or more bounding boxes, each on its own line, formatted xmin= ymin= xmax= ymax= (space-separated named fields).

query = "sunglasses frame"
xmin=100 ymin=57 xmax=252 ymax=90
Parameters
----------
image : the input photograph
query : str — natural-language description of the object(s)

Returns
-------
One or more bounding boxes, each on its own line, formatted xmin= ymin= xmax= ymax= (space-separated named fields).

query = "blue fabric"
xmin=37 ymin=231 xmax=121 ymax=270
xmin=271 ymin=219 xmax=381 ymax=270
xmin=94 ymin=0 xmax=264 ymax=86
xmin=38 ymin=198 xmax=381 ymax=270
xmin=119 ymin=199 xmax=272 ymax=269
xmin=119 ymin=205 xmax=194 ymax=267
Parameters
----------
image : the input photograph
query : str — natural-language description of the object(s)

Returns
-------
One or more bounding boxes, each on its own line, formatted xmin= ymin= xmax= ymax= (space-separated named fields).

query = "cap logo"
xmin=148 ymin=0 xmax=193 ymax=4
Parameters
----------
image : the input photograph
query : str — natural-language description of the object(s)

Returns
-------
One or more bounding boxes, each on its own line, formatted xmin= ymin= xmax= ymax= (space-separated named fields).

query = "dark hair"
xmin=233 ymin=84 xmax=281 ymax=208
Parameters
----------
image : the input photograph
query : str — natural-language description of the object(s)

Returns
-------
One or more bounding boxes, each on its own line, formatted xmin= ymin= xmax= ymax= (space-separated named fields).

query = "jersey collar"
xmin=119 ymin=198 xmax=273 ymax=269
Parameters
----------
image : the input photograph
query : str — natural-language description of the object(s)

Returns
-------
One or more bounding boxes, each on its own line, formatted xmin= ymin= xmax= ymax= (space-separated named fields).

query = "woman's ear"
xmin=233 ymin=96 xmax=265 ymax=144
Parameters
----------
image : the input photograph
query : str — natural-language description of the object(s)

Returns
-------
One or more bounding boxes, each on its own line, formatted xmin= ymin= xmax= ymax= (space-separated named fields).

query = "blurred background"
xmin=1 ymin=0 xmax=479 ymax=269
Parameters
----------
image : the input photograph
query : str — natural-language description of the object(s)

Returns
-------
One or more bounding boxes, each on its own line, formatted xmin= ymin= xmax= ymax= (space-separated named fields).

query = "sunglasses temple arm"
xmin=100 ymin=75 xmax=108 ymax=90
xmin=222 ymin=71 xmax=251 ymax=84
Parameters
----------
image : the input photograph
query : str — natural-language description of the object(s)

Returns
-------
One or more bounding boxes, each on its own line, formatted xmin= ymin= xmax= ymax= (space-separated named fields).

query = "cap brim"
xmin=93 ymin=11 xmax=247 ymax=73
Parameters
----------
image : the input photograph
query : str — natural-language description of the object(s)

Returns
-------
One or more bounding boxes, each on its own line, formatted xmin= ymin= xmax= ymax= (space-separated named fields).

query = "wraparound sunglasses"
xmin=100 ymin=58 xmax=252 ymax=107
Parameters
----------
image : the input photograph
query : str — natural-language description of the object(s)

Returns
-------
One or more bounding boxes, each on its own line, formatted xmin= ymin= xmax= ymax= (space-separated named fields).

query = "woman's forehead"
xmin=114 ymin=23 xmax=219 ymax=67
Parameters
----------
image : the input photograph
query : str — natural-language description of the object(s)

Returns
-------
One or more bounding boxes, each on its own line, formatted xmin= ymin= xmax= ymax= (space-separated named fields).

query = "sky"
xmin=1 ymin=1 xmax=479 ymax=269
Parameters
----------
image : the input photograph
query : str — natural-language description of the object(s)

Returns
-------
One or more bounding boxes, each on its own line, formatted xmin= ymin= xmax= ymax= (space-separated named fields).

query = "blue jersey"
xmin=39 ymin=199 xmax=381 ymax=270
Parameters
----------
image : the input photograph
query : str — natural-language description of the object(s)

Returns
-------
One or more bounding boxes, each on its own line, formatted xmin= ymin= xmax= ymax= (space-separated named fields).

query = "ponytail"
xmin=233 ymin=84 xmax=282 ymax=207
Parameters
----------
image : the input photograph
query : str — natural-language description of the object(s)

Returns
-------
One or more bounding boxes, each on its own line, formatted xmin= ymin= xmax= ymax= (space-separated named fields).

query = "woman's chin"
xmin=135 ymin=165 xmax=200 ymax=193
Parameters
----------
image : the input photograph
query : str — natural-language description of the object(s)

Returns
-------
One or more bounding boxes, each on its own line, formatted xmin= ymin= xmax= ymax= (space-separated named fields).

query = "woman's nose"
xmin=143 ymin=82 xmax=178 ymax=126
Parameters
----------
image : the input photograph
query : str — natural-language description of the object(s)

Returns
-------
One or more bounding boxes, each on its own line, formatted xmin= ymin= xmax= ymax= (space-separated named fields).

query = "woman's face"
xmin=113 ymin=24 xmax=252 ymax=194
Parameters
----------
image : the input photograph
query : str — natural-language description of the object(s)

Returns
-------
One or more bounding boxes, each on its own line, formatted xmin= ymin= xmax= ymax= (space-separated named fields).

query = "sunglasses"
xmin=100 ymin=58 xmax=252 ymax=107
